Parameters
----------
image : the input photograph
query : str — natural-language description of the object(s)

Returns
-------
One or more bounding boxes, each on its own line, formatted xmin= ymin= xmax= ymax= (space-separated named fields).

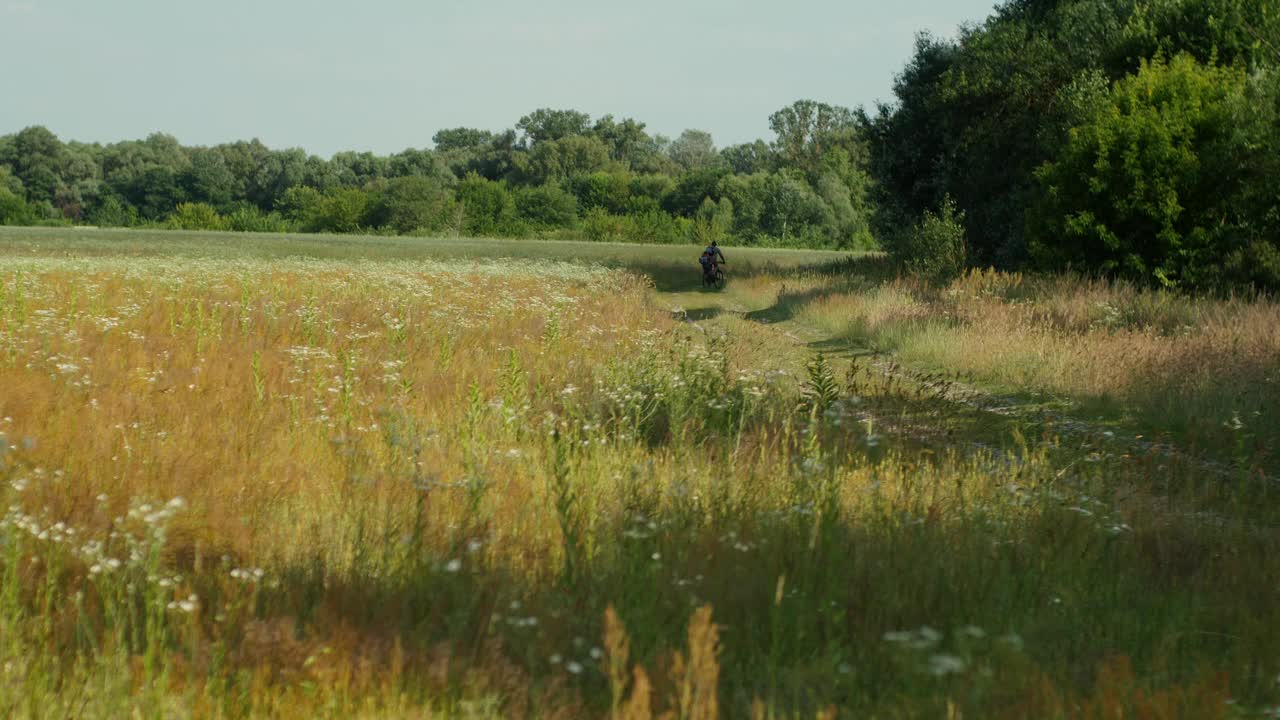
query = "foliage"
xmin=166 ymin=202 xmax=228 ymax=231
xmin=455 ymin=174 xmax=523 ymax=237
xmin=0 ymin=186 xmax=39 ymax=226
xmin=514 ymin=182 xmax=579 ymax=230
xmin=582 ymin=206 xmax=689 ymax=244
xmin=366 ymin=176 xmax=454 ymax=234
xmin=307 ymin=188 xmax=370 ymax=233
xmin=0 ymin=102 xmax=878 ymax=250
xmin=891 ymin=197 xmax=968 ymax=282
xmin=1030 ymin=55 xmax=1270 ymax=290
xmin=226 ymin=206 xmax=293 ymax=233
xmin=865 ymin=0 xmax=1280 ymax=289
xmin=666 ymin=129 xmax=719 ymax=171
xmin=85 ymin=195 xmax=137 ymax=227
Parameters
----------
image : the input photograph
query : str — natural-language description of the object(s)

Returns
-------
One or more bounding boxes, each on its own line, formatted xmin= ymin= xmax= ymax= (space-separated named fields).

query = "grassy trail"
xmin=654 ymin=277 xmax=1275 ymax=492
xmin=3 ymin=228 xmax=1278 ymax=717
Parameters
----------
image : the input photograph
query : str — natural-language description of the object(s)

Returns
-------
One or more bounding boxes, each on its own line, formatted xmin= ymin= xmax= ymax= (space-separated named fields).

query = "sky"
xmin=0 ymin=0 xmax=997 ymax=157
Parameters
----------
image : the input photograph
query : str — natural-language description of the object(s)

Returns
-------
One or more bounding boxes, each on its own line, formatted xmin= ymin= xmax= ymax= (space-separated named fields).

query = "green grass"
xmin=0 ymin=228 xmax=1277 ymax=718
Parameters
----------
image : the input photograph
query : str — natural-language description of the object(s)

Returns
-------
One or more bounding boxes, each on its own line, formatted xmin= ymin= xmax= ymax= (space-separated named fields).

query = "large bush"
xmin=1030 ymin=55 xmax=1277 ymax=290
xmin=890 ymin=197 xmax=967 ymax=283
xmin=166 ymin=202 xmax=228 ymax=231
xmin=0 ymin=186 xmax=39 ymax=226
xmin=454 ymin=174 xmax=523 ymax=237
xmin=307 ymin=188 xmax=371 ymax=234
xmin=226 ymin=206 xmax=292 ymax=233
xmin=514 ymin=182 xmax=578 ymax=230
xmin=367 ymin=176 xmax=454 ymax=234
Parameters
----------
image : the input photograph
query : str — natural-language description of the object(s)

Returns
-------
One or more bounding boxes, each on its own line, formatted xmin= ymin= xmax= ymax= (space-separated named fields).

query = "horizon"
xmin=0 ymin=0 xmax=996 ymax=158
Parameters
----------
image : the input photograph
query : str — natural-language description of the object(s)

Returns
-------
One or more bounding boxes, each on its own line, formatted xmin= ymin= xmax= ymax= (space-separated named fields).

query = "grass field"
xmin=1 ymin=227 xmax=1278 ymax=718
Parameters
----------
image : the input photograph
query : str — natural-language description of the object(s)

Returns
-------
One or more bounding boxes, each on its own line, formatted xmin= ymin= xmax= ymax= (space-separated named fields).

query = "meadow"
xmin=0 ymin=227 xmax=1278 ymax=718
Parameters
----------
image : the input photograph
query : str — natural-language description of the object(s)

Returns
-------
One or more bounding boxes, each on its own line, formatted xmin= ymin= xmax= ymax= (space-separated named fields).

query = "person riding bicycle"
xmin=699 ymin=241 xmax=726 ymax=281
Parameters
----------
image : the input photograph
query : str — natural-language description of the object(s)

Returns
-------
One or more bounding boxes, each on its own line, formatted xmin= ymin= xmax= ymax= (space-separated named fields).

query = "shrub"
xmin=166 ymin=202 xmax=228 ymax=231
xmin=454 ymin=174 xmax=524 ymax=237
xmin=276 ymin=186 xmax=324 ymax=225
xmin=1029 ymin=54 xmax=1272 ymax=290
xmin=367 ymin=176 xmax=454 ymax=234
xmin=582 ymin=207 xmax=689 ymax=245
xmin=226 ymin=206 xmax=292 ymax=233
xmin=307 ymin=188 xmax=371 ymax=233
xmin=86 ymin=196 xmax=138 ymax=227
xmin=892 ymin=197 xmax=967 ymax=282
xmin=515 ymin=182 xmax=578 ymax=230
xmin=0 ymin=186 xmax=39 ymax=226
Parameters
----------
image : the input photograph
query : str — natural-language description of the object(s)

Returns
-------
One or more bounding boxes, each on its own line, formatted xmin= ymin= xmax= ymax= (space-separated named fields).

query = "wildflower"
xmin=566 ymin=661 xmax=584 ymax=675
xmin=928 ymin=654 xmax=966 ymax=676
xmin=998 ymin=633 xmax=1024 ymax=652
xmin=444 ymin=558 xmax=462 ymax=573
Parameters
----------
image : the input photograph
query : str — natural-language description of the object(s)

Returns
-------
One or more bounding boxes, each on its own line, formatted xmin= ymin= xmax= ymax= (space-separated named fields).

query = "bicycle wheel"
xmin=713 ymin=269 xmax=726 ymax=290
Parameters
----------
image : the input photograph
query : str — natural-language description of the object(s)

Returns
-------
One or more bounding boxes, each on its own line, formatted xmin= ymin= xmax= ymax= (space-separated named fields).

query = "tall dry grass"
xmin=1 ymin=254 xmax=1278 ymax=718
xmin=734 ymin=265 xmax=1280 ymax=471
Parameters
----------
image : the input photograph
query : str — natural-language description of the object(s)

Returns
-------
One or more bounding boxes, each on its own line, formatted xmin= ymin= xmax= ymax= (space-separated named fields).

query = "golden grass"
xmin=739 ymin=265 xmax=1280 ymax=469
xmin=1 ymin=248 xmax=1278 ymax=718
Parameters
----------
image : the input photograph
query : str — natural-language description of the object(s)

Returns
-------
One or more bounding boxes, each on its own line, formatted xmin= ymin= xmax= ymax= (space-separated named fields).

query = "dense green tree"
xmin=0 ymin=185 xmax=39 ymax=226
xmin=759 ymin=172 xmax=834 ymax=245
xmin=661 ymin=166 xmax=727 ymax=217
xmin=387 ymin=148 xmax=452 ymax=182
xmin=522 ymin=135 xmax=612 ymax=184
xmin=569 ymin=171 xmax=633 ymax=215
xmin=1111 ymin=0 xmax=1280 ymax=74
xmin=367 ymin=176 xmax=453 ymax=233
xmin=514 ymin=182 xmax=578 ymax=229
xmin=182 ymin=149 xmax=238 ymax=211
xmin=167 ymin=202 xmax=228 ymax=231
xmin=432 ymin=128 xmax=494 ymax=153
xmin=454 ymin=174 xmax=520 ymax=236
xmin=769 ymin=100 xmax=856 ymax=181
xmin=86 ymin=195 xmax=137 ymax=227
xmin=1 ymin=126 xmax=65 ymax=205
xmin=1030 ymin=54 xmax=1276 ymax=289
xmin=721 ymin=141 xmax=774 ymax=175
xmin=307 ymin=188 xmax=371 ymax=233
xmin=516 ymin=108 xmax=591 ymax=145
xmin=666 ymin=130 xmax=718 ymax=171
xmin=276 ymin=186 xmax=324 ymax=224
xmin=225 ymin=206 xmax=292 ymax=233
xmin=716 ymin=173 xmax=768 ymax=242
xmin=330 ymin=151 xmax=389 ymax=189
xmin=129 ymin=166 xmax=186 ymax=220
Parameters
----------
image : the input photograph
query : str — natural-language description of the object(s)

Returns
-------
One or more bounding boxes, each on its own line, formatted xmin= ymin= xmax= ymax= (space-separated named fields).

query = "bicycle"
xmin=701 ymin=263 xmax=726 ymax=290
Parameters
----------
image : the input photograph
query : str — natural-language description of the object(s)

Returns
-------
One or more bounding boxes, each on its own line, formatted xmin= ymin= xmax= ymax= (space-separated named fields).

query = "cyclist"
xmin=699 ymin=241 xmax=726 ymax=282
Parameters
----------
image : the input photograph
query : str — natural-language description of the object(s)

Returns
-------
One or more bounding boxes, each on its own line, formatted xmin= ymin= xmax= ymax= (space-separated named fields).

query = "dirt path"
xmin=652 ymin=284 xmax=1275 ymax=490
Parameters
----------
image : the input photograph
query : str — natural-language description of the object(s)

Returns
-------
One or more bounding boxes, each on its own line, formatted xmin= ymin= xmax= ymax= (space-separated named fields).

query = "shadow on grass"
xmin=637 ymin=254 xmax=893 ymax=294
xmin=676 ymin=307 xmax=726 ymax=322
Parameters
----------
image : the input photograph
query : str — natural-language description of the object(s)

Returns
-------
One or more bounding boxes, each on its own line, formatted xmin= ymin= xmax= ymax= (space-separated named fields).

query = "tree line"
xmin=2 ymin=0 xmax=1277 ymax=291
xmin=0 ymin=103 xmax=876 ymax=251
xmin=865 ymin=0 xmax=1280 ymax=291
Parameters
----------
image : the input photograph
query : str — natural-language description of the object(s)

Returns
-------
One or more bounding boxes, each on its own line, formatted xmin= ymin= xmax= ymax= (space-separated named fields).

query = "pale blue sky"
xmin=0 ymin=0 xmax=997 ymax=157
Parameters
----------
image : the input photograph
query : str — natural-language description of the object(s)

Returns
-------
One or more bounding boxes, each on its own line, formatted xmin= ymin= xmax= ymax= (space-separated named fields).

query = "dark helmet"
xmin=711 ymin=241 xmax=718 ymax=247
